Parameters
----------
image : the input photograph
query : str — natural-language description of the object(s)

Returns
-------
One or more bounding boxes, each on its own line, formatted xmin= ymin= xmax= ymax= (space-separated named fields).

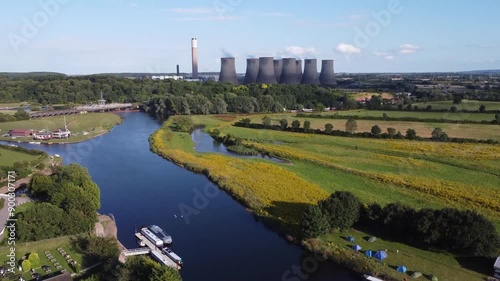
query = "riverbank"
xmin=0 ymin=112 xmax=123 ymax=145
xmin=149 ymin=114 xmax=496 ymax=281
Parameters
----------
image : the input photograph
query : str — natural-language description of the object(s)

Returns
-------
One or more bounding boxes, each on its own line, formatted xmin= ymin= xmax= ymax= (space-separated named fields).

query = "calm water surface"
xmin=2 ymin=112 xmax=360 ymax=281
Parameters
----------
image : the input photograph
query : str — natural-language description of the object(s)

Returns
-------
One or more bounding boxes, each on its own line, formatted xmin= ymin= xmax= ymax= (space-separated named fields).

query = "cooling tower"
xmin=219 ymin=57 xmax=239 ymax=85
xmin=191 ymin=38 xmax=198 ymax=79
xmin=256 ymin=57 xmax=277 ymax=84
xmin=280 ymin=58 xmax=300 ymax=84
xmin=320 ymin=60 xmax=337 ymax=86
xmin=274 ymin=59 xmax=283 ymax=83
xmin=296 ymin=60 xmax=303 ymax=82
xmin=301 ymin=59 xmax=320 ymax=85
xmin=243 ymin=58 xmax=259 ymax=84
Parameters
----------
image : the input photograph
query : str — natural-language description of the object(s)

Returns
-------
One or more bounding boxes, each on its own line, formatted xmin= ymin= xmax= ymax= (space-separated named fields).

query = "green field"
xmin=0 ymin=148 xmax=40 ymax=166
xmin=244 ymin=113 xmax=500 ymax=140
xmin=0 ymin=113 xmax=122 ymax=143
xmin=318 ymin=109 xmax=496 ymax=122
xmin=150 ymin=114 xmax=499 ymax=281
xmin=413 ymin=100 xmax=500 ymax=111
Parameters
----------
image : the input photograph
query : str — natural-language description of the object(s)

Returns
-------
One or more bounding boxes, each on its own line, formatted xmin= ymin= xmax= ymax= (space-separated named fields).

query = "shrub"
xmin=28 ymin=253 xmax=40 ymax=268
xmin=301 ymin=205 xmax=330 ymax=238
xmin=22 ymin=260 xmax=31 ymax=271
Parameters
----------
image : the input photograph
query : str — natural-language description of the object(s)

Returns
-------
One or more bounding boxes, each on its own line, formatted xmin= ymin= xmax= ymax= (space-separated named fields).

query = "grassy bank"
xmin=149 ymin=114 xmax=499 ymax=280
xmin=0 ymin=148 xmax=40 ymax=166
xmin=0 ymin=113 xmax=122 ymax=144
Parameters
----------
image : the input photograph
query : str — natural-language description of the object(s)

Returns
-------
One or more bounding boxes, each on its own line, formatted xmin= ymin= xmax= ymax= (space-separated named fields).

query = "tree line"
xmin=18 ymin=164 xmax=100 ymax=241
xmin=234 ymin=117 xmax=499 ymax=144
xmin=301 ymin=191 xmax=500 ymax=257
xmin=296 ymin=112 xmax=500 ymax=125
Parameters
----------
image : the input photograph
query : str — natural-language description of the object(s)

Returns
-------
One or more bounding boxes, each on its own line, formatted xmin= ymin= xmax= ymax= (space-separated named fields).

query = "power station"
xmin=243 ymin=58 xmax=259 ymax=85
xmin=191 ymin=38 xmax=198 ymax=79
xmin=219 ymin=57 xmax=239 ymax=85
xmin=221 ymin=57 xmax=336 ymax=86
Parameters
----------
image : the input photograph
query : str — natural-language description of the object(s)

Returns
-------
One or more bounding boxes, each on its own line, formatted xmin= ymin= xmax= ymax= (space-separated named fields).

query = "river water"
xmin=2 ymin=112 xmax=360 ymax=281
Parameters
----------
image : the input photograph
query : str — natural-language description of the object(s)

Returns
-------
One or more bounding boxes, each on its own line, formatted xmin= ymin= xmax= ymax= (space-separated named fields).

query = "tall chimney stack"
xmin=176 ymin=65 xmax=180 ymax=76
xmin=191 ymin=38 xmax=199 ymax=79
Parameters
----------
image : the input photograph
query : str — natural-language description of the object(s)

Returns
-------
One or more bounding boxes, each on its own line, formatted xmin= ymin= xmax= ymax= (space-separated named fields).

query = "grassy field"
xmin=245 ymin=113 xmax=500 ymax=140
xmin=0 ymin=148 xmax=40 ymax=166
xmin=150 ymin=114 xmax=499 ymax=281
xmin=0 ymin=102 xmax=30 ymax=108
xmin=318 ymin=109 xmax=497 ymax=122
xmin=350 ymin=92 xmax=394 ymax=100
xmin=0 ymin=236 xmax=83 ymax=280
xmin=413 ymin=100 xmax=500 ymax=111
xmin=0 ymin=113 xmax=122 ymax=144
xmin=307 ymin=229 xmax=488 ymax=281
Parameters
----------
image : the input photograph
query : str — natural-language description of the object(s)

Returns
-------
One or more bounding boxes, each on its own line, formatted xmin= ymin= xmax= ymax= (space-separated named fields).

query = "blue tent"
xmin=374 ymin=251 xmax=388 ymax=261
xmin=397 ymin=265 xmax=407 ymax=273
xmin=346 ymin=236 xmax=355 ymax=242
xmin=352 ymin=244 xmax=362 ymax=251
xmin=365 ymin=250 xmax=373 ymax=258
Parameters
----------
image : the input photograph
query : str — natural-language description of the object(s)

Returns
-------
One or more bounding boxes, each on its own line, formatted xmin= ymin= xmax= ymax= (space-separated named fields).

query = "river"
xmin=2 ymin=112 xmax=360 ymax=281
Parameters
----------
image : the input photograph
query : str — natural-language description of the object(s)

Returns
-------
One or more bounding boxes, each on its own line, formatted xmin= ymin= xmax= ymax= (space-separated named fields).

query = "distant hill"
xmin=0 ymin=72 xmax=66 ymax=78
xmin=460 ymin=69 xmax=500 ymax=75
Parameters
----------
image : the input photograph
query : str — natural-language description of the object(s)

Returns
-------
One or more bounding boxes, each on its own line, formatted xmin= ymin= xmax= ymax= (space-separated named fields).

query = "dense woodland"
xmin=18 ymin=164 xmax=100 ymax=241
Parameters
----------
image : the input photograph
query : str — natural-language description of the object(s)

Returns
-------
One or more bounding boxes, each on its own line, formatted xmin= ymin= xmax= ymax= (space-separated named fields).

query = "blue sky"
xmin=1 ymin=0 xmax=500 ymax=74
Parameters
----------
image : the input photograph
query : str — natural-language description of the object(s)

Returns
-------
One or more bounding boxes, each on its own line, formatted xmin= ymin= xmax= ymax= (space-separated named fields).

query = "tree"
xmin=303 ymin=120 xmax=311 ymax=132
xmin=319 ymin=191 xmax=361 ymax=230
xmin=29 ymin=173 xmax=54 ymax=197
xmin=382 ymin=113 xmax=388 ymax=120
xmin=431 ymin=128 xmax=443 ymax=140
xmin=479 ymin=105 xmax=486 ymax=113
xmin=325 ymin=123 xmax=334 ymax=134
xmin=387 ymin=127 xmax=396 ymax=138
xmin=13 ymin=109 xmax=30 ymax=120
xmin=345 ymin=118 xmax=358 ymax=133
xmin=262 ymin=116 xmax=271 ymax=128
xmin=426 ymin=105 xmax=432 ymax=111
xmin=291 ymin=120 xmax=301 ymax=131
xmin=371 ymin=125 xmax=382 ymax=136
xmin=301 ymin=205 xmax=330 ymax=238
xmin=28 ymin=253 xmax=41 ymax=268
xmin=496 ymin=114 xmax=500 ymax=124
xmin=242 ymin=118 xmax=251 ymax=127
xmin=22 ymin=260 xmax=31 ymax=272
xmin=314 ymin=102 xmax=325 ymax=112
xmin=406 ymin=129 xmax=417 ymax=140
xmin=174 ymin=116 xmax=193 ymax=132
xmin=450 ymin=106 xmax=458 ymax=113
xmin=453 ymin=95 xmax=463 ymax=104
xmin=279 ymin=119 xmax=288 ymax=130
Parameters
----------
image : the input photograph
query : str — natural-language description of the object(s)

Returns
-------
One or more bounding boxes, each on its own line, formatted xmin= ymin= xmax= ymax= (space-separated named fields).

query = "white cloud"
xmin=384 ymin=55 xmax=395 ymax=60
xmin=335 ymin=43 xmax=362 ymax=54
xmin=168 ymin=7 xmax=213 ymax=14
xmin=282 ymin=46 xmax=319 ymax=58
xmin=260 ymin=12 xmax=292 ymax=17
xmin=399 ymin=44 xmax=419 ymax=54
xmin=374 ymin=51 xmax=395 ymax=60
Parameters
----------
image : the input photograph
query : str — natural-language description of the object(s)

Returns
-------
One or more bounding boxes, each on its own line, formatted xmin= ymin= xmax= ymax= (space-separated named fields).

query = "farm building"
xmin=8 ymin=129 xmax=33 ymax=137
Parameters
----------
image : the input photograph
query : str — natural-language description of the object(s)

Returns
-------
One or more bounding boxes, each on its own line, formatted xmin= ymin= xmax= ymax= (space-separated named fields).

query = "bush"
xmin=319 ymin=191 xmax=361 ymax=231
xmin=301 ymin=205 xmax=330 ymax=238
xmin=22 ymin=260 xmax=31 ymax=271
xmin=28 ymin=253 xmax=41 ymax=268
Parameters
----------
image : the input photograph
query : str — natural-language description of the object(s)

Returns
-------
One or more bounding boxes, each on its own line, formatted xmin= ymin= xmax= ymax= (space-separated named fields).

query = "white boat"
xmin=28 ymin=142 xmax=41 ymax=144
xmin=161 ymin=246 xmax=183 ymax=266
xmin=140 ymin=227 xmax=164 ymax=248
xmin=148 ymin=225 xmax=172 ymax=244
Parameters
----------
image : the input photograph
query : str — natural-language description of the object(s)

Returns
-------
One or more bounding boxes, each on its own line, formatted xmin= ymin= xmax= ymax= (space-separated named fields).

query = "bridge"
xmin=122 ymin=247 xmax=150 ymax=256
xmin=29 ymin=103 xmax=134 ymax=118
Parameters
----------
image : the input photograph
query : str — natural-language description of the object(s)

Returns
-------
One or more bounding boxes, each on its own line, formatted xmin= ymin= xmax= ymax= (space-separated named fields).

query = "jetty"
xmin=132 ymin=232 xmax=182 ymax=270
